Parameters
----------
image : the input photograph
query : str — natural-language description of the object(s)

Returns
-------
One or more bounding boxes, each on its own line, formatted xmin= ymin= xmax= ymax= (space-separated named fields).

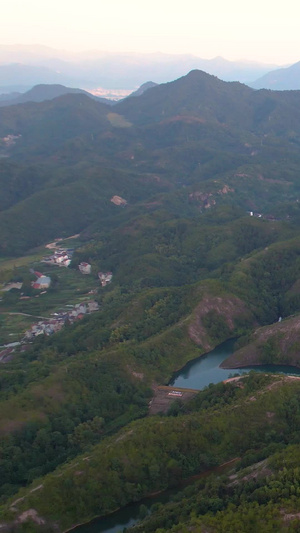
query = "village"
xmin=0 ymin=245 xmax=113 ymax=362
xmin=23 ymin=299 xmax=100 ymax=340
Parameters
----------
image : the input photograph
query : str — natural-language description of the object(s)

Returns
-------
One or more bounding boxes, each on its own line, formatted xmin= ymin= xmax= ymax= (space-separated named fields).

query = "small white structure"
xmin=79 ymin=262 xmax=92 ymax=274
xmin=98 ymin=272 xmax=113 ymax=287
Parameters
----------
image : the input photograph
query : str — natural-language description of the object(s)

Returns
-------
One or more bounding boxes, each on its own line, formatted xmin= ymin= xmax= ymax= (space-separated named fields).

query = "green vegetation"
xmin=2 ymin=70 xmax=300 ymax=531
xmin=2 ymin=375 xmax=300 ymax=531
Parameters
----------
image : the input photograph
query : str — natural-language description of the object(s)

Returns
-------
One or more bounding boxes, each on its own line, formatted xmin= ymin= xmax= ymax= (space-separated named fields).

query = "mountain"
xmin=0 ymin=93 xmax=111 ymax=142
xmin=0 ymin=44 xmax=280 ymax=90
xmin=2 ymin=69 xmax=300 ymax=254
xmin=127 ymin=81 xmax=158 ymax=98
xmin=115 ymin=69 xmax=300 ymax=133
xmin=115 ymin=69 xmax=254 ymax=125
xmin=0 ymin=83 xmax=112 ymax=106
xmin=0 ymin=91 xmax=21 ymax=102
xmin=2 ymin=67 xmax=300 ymax=532
xmin=252 ymin=61 xmax=300 ymax=90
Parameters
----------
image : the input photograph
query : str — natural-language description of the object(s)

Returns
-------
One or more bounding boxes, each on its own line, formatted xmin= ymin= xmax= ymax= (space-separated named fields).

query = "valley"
xmin=2 ymin=69 xmax=300 ymax=531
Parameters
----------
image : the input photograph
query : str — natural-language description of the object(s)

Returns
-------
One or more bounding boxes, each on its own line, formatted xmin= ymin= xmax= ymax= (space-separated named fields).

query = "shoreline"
xmin=220 ymin=361 xmax=300 ymax=371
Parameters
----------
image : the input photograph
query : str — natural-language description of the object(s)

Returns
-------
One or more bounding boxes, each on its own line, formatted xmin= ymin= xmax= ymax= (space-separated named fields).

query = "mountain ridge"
xmin=0 ymin=45 xmax=282 ymax=89
xmin=252 ymin=60 xmax=300 ymax=90
xmin=0 ymin=83 xmax=112 ymax=107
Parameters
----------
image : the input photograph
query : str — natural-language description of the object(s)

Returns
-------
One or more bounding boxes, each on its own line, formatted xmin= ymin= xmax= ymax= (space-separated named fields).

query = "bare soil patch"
xmin=149 ymin=385 xmax=198 ymax=415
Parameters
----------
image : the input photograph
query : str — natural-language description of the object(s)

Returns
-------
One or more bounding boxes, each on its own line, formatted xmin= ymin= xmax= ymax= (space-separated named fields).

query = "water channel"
xmin=74 ymin=339 xmax=300 ymax=533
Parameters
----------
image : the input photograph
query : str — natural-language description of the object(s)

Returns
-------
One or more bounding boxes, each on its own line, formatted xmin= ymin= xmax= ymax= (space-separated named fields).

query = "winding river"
xmin=74 ymin=339 xmax=300 ymax=533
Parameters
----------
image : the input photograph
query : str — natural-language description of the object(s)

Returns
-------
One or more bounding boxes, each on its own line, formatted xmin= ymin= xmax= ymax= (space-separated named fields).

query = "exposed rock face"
xmin=188 ymin=184 xmax=234 ymax=209
xmin=188 ymin=191 xmax=215 ymax=209
xmin=218 ymin=184 xmax=234 ymax=194
xmin=188 ymin=294 xmax=253 ymax=351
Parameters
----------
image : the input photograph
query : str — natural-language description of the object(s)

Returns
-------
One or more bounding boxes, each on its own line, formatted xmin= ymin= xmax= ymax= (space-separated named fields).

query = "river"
xmin=74 ymin=338 xmax=300 ymax=533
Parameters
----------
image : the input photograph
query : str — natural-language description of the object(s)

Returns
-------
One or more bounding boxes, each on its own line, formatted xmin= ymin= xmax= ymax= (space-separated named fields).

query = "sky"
xmin=1 ymin=0 xmax=299 ymax=65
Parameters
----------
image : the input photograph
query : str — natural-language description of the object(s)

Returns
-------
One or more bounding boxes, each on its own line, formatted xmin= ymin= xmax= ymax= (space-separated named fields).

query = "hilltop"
xmin=0 ymin=84 xmax=112 ymax=107
xmin=1 ymin=69 xmax=300 ymax=255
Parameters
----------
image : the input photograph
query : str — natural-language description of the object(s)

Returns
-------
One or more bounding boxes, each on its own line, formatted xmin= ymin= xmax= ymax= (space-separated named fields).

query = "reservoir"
xmin=169 ymin=338 xmax=300 ymax=389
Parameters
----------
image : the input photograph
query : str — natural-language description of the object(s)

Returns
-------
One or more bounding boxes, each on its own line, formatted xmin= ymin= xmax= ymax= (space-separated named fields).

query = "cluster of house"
xmin=24 ymin=300 xmax=99 ymax=340
xmin=42 ymin=248 xmax=73 ymax=268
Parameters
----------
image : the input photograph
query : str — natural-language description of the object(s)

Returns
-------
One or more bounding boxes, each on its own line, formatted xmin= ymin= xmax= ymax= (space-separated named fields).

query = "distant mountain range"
xmin=2 ymin=45 xmax=300 ymax=94
xmin=0 ymin=44 xmax=282 ymax=93
xmin=251 ymin=60 xmax=300 ymax=90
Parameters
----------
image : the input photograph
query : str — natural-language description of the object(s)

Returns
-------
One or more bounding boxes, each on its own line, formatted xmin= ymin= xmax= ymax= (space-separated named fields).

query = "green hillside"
xmin=2 ymin=70 xmax=300 ymax=256
xmin=2 ymin=70 xmax=300 ymax=531
xmin=2 ymin=374 xmax=300 ymax=531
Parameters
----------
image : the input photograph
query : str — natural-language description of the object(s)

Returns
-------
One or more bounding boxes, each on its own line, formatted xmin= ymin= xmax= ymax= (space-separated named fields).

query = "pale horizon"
xmin=2 ymin=0 xmax=299 ymax=66
xmin=0 ymin=42 xmax=291 ymax=67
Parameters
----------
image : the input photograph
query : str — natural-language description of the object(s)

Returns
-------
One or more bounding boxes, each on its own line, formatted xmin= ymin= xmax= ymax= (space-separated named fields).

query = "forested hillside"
xmin=2 ymin=70 xmax=300 ymax=255
xmin=2 ymin=70 xmax=300 ymax=531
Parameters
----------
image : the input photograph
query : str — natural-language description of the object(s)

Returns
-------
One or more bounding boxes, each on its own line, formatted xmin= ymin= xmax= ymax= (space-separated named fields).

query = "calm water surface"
xmin=170 ymin=338 xmax=300 ymax=389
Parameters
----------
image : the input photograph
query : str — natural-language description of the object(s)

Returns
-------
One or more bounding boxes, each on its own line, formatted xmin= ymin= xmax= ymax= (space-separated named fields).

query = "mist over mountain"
xmin=252 ymin=60 xmax=300 ymax=90
xmin=0 ymin=62 xmax=72 ymax=87
xmin=0 ymin=44 xmax=280 ymax=92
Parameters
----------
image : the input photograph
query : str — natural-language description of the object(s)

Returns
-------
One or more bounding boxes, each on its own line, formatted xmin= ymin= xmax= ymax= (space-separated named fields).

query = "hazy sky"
xmin=2 ymin=0 xmax=299 ymax=64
